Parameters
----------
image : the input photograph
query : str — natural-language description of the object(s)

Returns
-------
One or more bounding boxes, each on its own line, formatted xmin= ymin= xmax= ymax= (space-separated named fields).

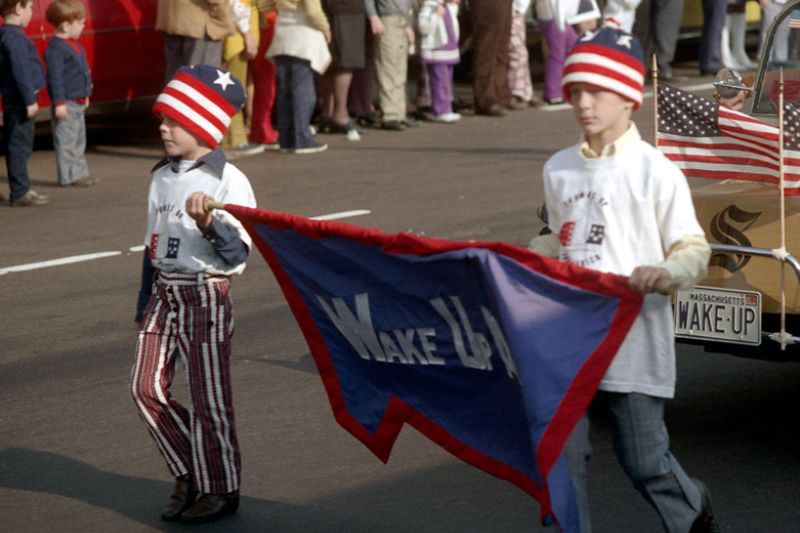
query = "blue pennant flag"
xmin=225 ymin=205 xmax=642 ymax=531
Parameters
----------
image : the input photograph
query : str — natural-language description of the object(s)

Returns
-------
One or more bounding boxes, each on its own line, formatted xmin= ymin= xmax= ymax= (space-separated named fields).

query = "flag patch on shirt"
xmin=166 ymin=237 xmax=181 ymax=259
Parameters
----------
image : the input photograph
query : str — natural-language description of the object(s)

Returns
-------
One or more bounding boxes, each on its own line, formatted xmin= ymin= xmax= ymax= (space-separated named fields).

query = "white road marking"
xmin=0 ymin=251 xmax=121 ymax=276
xmin=0 ymin=210 xmax=371 ymax=275
xmin=541 ymin=82 xmax=714 ymax=112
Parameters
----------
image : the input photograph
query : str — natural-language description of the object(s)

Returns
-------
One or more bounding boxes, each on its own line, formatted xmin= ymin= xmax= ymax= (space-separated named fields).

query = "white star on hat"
xmin=616 ymin=35 xmax=633 ymax=49
xmin=214 ymin=70 xmax=235 ymax=91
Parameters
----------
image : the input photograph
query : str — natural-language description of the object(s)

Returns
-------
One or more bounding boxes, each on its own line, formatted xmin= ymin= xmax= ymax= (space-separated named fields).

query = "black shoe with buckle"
xmin=690 ymin=481 xmax=721 ymax=533
xmin=179 ymin=491 xmax=240 ymax=523
xmin=161 ymin=474 xmax=196 ymax=522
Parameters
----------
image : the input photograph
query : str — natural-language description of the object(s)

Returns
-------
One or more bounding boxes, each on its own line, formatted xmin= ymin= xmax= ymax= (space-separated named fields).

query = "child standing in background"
xmin=45 ymin=0 xmax=95 ymax=188
xmin=0 ymin=0 xmax=48 ymax=206
xmin=418 ymin=0 xmax=461 ymax=123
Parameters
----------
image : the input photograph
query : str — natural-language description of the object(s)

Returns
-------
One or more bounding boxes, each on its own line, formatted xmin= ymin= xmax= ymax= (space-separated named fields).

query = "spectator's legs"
xmin=508 ymin=12 xmax=533 ymax=103
xmin=375 ymin=15 xmax=409 ymax=122
xmin=470 ymin=0 xmax=513 ymax=112
xmin=275 ymin=56 xmax=296 ymax=150
xmin=427 ymin=63 xmax=454 ymax=116
xmin=415 ymin=59 xmax=432 ymax=112
xmin=637 ymin=0 xmax=683 ymax=75
xmin=761 ymin=2 xmax=791 ymax=64
xmin=700 ymin=0 xmax=727 ymax=74
xmin=277 ymin=57 xmax=316 ymax=149
xmin=250 ymin=26 xmax=279 ymax=145
xmin=3 ymin=106 xmax=34 ymax=202
xmin=349 ymin=27 xmax=376 ymax=119
xmin=52 ymin=101 xmax=89 ymax=186
xmin=289 ymin=57 xmax=317 ymax=149
xmin=319 ymin=67 xmax=355 ymax=128
xmin=540 ymin=20 xmax=576 ymax=102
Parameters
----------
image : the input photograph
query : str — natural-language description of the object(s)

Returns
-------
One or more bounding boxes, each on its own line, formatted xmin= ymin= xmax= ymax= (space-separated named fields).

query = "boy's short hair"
xmin=45 ymin=0 xmax=86 ymax=27
xmin=1 ymin=0 xmax=33 ymax=17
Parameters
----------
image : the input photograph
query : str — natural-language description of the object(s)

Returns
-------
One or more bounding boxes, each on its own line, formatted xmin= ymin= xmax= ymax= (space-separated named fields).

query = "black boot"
xmin=161 ymin=474 xmax=196 ymax=521
xmin=690 ymin=481 xmax=721 ymax=533
xmin=179 ymin=491 xmax=240 ymax=523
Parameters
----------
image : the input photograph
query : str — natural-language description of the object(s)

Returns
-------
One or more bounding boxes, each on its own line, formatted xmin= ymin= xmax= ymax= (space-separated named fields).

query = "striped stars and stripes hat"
xmin=153 ymin=64 xmax=245 ymax=148
xmin=561 ymin=26 xmax=646 ymax=109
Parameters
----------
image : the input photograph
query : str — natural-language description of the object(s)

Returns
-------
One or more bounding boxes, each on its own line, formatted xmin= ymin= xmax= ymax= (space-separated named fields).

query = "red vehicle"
xmin=1 ymin=0 xmax=164 ymax=117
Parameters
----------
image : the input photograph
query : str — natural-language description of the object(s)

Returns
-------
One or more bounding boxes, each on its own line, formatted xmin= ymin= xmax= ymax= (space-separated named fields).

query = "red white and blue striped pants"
xmin=131 ymin=271 xmax=240 ymax=494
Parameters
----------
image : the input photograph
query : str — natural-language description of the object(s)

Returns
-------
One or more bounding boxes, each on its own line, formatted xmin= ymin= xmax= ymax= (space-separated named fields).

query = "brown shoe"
xmin=179 ymin=491 xmax=239 ymax=523
xmin=10 ymin=190 xmax=49 ymax=207
xmin=476 ymin=104 xmax=507 ymax=117
xmin=507 ymin=97 xmax=528 ymax=111
xmin=161 ymin=475 xmax=196 ymax=522
xmin=69 ymin=176 xmax=99 ymax=188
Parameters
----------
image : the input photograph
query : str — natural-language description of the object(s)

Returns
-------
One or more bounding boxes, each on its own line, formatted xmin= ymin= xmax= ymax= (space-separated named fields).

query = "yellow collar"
xmin=579 ymin=123 xmax=641 ymax=159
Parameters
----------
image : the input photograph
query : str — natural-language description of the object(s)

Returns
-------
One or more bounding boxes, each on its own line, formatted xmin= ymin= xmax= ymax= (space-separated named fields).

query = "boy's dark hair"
xmin=45 ymin=0 xmax=86 ymax=27
xmin=0 ymin=0 xmax=33 ymax=17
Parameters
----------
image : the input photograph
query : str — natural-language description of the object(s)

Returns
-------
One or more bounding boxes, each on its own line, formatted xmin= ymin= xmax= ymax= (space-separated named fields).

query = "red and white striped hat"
xmin=153 ymin=65 xmax=245 ymax=148
xmin=561 ymin=27 xmax=646 ymax=109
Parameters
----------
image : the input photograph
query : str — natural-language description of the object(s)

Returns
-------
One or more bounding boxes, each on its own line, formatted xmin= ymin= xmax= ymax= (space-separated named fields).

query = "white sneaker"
xmin=225 ymin=143 xmax=266 ymax=160
xmin=294 ymin=142 xmax=328 ymax=154
xmin=432 ymin=112 xmax=461 ymax=123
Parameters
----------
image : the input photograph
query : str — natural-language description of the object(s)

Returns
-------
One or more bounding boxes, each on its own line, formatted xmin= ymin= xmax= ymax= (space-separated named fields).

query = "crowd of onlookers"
xmin=2 ymin=0 xmax=797 ymax=206
xmin=155 ymin=0 xmax=773 ymax=159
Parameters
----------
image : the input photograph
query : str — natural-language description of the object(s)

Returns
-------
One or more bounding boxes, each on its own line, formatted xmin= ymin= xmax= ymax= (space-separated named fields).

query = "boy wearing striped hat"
xmin=131 ymin=64 xmax=256 ymax=524
xmin=530 ymin=28 xmax=719 ymax=533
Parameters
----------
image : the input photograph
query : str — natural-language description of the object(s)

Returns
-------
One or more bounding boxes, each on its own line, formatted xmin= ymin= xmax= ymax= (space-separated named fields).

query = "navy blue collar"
xmin=151 ymin=149 xmax=226 ymax=178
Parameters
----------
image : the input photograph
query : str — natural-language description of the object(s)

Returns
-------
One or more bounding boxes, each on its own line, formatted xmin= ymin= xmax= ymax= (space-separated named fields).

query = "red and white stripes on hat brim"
xmin=562 ymin=44 xmax=645 ymax=109
xmin=152 ymin=72 xmax=237 ymax=148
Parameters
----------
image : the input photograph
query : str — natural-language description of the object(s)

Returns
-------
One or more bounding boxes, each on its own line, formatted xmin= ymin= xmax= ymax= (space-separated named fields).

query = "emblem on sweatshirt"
xmin=558 ymin=220 xmax=605 ymax=267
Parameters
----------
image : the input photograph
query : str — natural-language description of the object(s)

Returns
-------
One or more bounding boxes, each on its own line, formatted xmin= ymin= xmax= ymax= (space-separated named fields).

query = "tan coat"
xmin=156 ymin=0 xmax=236 ymax=41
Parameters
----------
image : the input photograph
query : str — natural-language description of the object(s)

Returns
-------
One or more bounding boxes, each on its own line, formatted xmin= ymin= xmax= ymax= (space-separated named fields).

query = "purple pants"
xmin=427 ymin=63 xmax=454 ymax=116
xmin=539 ymin=19 xmax=577 ymax=101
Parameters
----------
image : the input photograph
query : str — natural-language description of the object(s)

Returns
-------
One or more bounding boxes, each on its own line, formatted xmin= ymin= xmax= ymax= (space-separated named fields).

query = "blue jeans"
xmin=2 ymin=105 xmax=34 ymax=201
xmin=565 ymin=392 xmax=705 ymax=533
xmin=700 ymin=0 xmax=727 ymax=72
xmin=274 ymin=56 xmax=316 ymax=150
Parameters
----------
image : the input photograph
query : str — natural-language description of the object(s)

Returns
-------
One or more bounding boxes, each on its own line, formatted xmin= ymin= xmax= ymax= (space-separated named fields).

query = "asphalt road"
xmin=1 ymin=83 xmax=799 ymax=533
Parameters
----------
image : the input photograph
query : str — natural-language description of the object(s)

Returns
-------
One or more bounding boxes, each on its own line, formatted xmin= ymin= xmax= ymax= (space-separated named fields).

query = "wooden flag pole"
xmin=652 ymin=54 xmax=659 ymax=145
xmin=204 ymin=198 xmax=225 ymax=212
xmin=778 ymin=67 xmax=788 ymax=350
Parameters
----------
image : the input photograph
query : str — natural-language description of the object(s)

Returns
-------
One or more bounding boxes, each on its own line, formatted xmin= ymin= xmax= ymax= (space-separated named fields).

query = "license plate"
xmin=674 ymin=286 xmax=762 ymax=345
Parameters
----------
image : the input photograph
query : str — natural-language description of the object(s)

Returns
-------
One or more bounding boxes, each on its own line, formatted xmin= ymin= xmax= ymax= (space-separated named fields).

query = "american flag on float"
xmin=656 ymin=83 xmax=800 ymax=194
xmin=788 ymin=10 xmax=800 ymax=29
